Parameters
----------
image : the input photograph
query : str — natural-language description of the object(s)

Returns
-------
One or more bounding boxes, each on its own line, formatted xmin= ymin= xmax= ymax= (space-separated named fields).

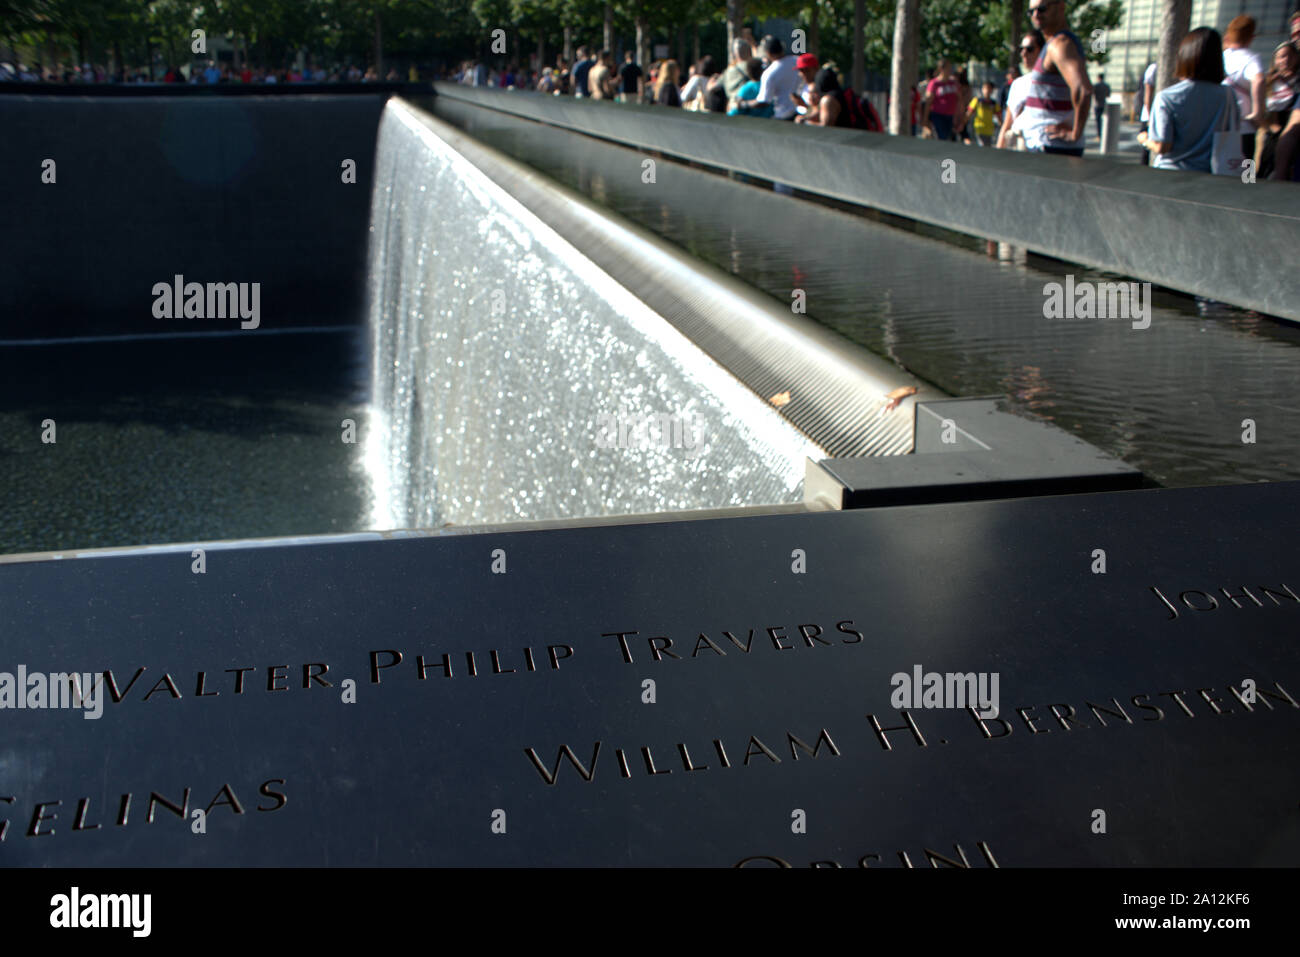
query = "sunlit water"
xmin=427 ymin=95 xmax=1300 ymax=488
xmin=366 ymin=99 xmax=819 ymax=529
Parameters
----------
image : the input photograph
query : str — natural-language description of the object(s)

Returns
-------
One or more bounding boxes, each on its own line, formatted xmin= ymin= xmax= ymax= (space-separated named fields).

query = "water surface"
xmin=428 ymin=96 xmax=1300 ymax=488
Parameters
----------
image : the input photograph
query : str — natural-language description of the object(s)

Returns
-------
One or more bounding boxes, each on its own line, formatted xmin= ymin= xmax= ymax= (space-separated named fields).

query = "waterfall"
xmin=365 ymin=99 xmax=820 ymax=530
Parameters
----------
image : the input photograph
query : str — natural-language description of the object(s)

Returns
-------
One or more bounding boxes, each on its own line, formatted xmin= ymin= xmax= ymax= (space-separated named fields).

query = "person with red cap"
xmin=793 ymin=53 xmax=820 ymax=115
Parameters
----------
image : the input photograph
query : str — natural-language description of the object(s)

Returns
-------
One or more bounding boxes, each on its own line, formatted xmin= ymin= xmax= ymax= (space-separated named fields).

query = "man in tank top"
xmin=1021 ymin=0 xmax=1093 ymax=156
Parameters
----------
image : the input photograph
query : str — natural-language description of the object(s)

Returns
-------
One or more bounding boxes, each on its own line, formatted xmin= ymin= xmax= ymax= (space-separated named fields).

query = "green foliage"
xmin=1070 ymin=0 xmax=1124 ymax=65
xmin=0 ymin=0 xmax=1125 ymax=74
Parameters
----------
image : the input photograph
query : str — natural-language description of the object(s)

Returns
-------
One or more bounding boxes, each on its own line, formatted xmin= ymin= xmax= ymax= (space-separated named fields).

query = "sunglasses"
xmin=1028 ymin=1 xmax=1059 ymax=15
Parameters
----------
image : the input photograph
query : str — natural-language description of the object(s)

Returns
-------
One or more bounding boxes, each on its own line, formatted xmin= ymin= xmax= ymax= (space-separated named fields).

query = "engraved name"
xmin=0 ymin=777 xmax=287 ymax=842
xmin=524 ymin=728 xmax=841 ymax=785
xmin=1150 ymin=583 xmax=1298 ymax=620
xmin=601 ymin=620 xmax=864 ymax=664
xmin=736 ymin=840 xmax=1000 ymax=868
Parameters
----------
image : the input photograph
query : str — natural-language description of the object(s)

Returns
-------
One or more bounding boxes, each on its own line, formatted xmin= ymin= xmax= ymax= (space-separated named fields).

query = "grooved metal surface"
xmin=398 ymin=97 xmax=935 ymax=457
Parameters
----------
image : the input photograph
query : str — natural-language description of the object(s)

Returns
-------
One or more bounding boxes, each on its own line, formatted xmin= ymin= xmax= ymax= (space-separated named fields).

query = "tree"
xmin=513 ymin=0 xmax=558 ymax=69
xmin=1006 ymin=0 xmax=1022 ymax=69
xmin=633 ymin=0 xmax=648 ymax=67
xmin=649 ymin=0 xmax=702 ymax=64
xmin=1071 ymin=0 xmax=1123 ymax=66
xmin=1154 ymin=0 xmax=1189 ymax=93
xmin=472 ymin=0 xmax=513 ymax=58
xmin=801 ymin=0 xmax=820 ymax=55
xmin=146 ymin=0 xmax=199 ymax=70
xmin=852 ymin=0 xmax=865 ymax=97
xmin=888 ymin=0 xmax=918 ymax=134
xmin=725 ymin=0 xmax=743 ymax=52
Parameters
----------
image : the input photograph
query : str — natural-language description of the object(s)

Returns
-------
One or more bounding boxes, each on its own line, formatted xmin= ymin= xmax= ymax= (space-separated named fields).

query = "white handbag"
xmin=1211 ymin=86 xmax=1244 ymax=176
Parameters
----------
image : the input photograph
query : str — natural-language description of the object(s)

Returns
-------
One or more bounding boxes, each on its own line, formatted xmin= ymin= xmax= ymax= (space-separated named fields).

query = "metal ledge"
xmin=0 ymin=502 xmax=819 ymax=567
xmin=806 ymin=396 xmax=1143 ymax=508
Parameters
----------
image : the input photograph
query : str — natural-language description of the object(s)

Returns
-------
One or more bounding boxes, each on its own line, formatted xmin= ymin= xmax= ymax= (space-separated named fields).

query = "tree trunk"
xmin=726 ymin=0 xmax=745 ymax=55
xmin=635 ymin=15 xmax=648 ymax=71
xmin=374 ymin=9 xmax=383 ymax=76
xmin=1155 ymin=0 xmax=1191 ymax=93
xmin=693 ymin=25 xmax=700 ymax=66
xmin=537 ymin=32 xmax=546 ymax=74
xmin=810 ymin=3 xmax=820 ymax=57
xmin=677 ymin=24 xmax=686 ymax=69
xmin=888 ymin=0 xmax=919 ymax=135
xmin=604 ymin=4 xmax=614 ymax=53
xmin=1008 ymin=0 xmax=1024 ymax=70
xmin=563 ymin=26 xmax=573 ymax=64
xmin=853 ymin=0 xmax=865 ymax=95
xmin=114 ymin=39 xmax=124 ymax=81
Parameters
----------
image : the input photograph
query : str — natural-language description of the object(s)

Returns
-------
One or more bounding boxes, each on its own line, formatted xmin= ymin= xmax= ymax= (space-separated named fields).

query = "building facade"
xmin=1103 ymin=0 xmax=1297 ymax=93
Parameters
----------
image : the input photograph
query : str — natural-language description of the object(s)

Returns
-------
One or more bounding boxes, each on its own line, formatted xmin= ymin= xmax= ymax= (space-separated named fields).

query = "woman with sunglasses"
xmin=997 ymin=30 xmax=1045 ymax=149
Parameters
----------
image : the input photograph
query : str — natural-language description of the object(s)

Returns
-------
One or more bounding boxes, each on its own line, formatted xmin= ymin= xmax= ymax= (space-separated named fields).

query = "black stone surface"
xmin=0 ymin=93 xmax=386 ymax=339
xmin=1 ymin=481 xmax=1297 ymax=866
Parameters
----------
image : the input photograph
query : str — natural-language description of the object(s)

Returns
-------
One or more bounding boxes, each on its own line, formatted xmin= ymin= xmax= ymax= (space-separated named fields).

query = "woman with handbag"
xmin=1138 ymin=27 xmax=1239 ymax=173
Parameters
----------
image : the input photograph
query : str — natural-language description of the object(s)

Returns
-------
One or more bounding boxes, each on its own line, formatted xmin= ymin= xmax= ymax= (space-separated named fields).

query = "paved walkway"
xmin=1081 ymin=117 xmax=1147 ymax=164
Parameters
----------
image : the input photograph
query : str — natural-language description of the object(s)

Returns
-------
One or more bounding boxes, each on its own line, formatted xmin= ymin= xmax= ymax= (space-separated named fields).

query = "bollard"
xmin=1100 ymin=100 xmax=1122 ymax=155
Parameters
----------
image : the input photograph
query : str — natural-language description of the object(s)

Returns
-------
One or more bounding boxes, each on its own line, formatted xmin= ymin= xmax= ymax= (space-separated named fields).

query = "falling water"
xmin=365 ymin=100 xmax=821 ymax=530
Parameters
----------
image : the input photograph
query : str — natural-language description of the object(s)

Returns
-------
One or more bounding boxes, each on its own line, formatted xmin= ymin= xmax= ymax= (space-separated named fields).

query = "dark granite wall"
xmin=0 ymin=93 xmax=388 ymax=338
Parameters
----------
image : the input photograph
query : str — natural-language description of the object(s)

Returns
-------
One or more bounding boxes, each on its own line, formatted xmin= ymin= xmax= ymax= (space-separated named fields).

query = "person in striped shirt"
xmin=1021 ymin=0 xmax=1093 ymax=156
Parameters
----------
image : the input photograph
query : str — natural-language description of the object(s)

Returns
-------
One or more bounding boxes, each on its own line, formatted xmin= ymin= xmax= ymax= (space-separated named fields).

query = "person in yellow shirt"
xmin=968 ymin=81 xmax=1003 ymax=146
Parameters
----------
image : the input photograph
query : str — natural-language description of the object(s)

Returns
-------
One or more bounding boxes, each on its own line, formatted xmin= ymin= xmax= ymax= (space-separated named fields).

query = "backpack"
xmin=841 ymin=88 xmax=884 ymax=132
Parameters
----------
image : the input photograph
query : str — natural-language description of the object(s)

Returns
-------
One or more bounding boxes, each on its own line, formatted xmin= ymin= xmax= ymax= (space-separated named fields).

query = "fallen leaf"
xmin=882 ymin=385 xmax=919 ymax=412
xmin=769 ymin=390 xmax=792 ymax=407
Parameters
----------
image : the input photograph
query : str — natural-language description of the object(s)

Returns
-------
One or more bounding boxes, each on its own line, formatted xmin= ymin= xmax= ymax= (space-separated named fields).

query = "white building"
xmin=1103 ymin=0 xmax=1295 ymax=93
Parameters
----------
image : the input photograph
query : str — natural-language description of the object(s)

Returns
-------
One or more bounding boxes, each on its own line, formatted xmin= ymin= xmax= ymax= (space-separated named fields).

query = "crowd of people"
xmin=457 ymin=8 xmax=1298 ymax=182
xmin=984 ymin=6 xmax=1298 ymax=179
xmin=1132 ymin=12 xmax=1300 ymax=179
xmin=0 ymin=59 xmax=409 ymax=84
xmin=10 ymin=8 xmax=1298 ymax=180
xmin=455 ymin=32 xmax=884 ymax=131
